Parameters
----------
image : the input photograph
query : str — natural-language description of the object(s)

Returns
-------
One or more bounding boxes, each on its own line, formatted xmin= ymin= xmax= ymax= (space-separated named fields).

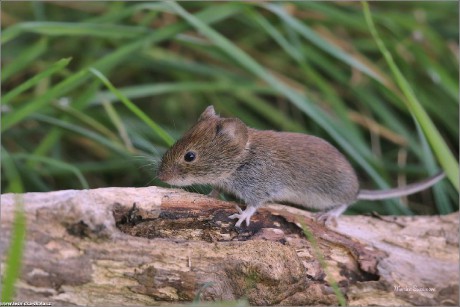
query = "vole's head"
xmin=157 ymin=106 xmax=249 ymax=186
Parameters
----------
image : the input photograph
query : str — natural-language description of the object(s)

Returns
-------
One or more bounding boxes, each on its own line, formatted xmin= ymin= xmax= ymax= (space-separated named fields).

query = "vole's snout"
xmin=157 ymin=171 xmax=168 ymax=182
xmin=157 ymin=164 xmax=179 ymax=183
xmin=157 ymin=163 xmax=182 ymax=184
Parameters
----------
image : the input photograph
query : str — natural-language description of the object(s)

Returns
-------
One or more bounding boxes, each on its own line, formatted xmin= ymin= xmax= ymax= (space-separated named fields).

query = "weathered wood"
xmin=1 ymin=187 xmax=458 ymax=306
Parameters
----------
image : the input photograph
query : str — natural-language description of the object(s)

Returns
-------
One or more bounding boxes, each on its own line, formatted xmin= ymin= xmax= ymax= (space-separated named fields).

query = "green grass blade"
xmin=247 ymin=8 xmax=364 ymax=142
xmin=2 ymin=58 xmax=72 ymax=105
xmin=101 ymin=99 xmax=134 ymax=151
xmin=302 ymin=224 xmax=347 ymax=306
xmin=1 ymin=4 xmax=243 ymax=133
xmin=415 ymin=122 xmax=453 ymax=213
xmin=89 ymin=81 xmax=272 ymax=105
xmin=265 ymin=3 xmax=388 ymax=86
xmin=9 ymin=153 xmax=90 ymax=189
xmin=2 ymin=38 xmax=47 ymax=82
xmin=84 ymin=2 xmax=183 ymax=25
xmin=53 ymin=103 xmax=121 ymax=144
xmin=362 ymin=1 xmax=459 ymax=190
xmin=233 ymin=91 xmax=306 ymax=132
xmin=2 ymin=22 xmax=149 ymax=44
xmin=1 ymin=148 xmax=26 ymax=302
xmin=32 ymin=114 xmax=129 ymax=156
xmin=0 ymin=195 xmax=26 ymax=302
xmin=31 ymin=81 xmax=103 ymax=161
xmin=1 ymin=35 xmax=153 ymax=133
xmin=1 ymin=67 xmax=88 ymax=133
xmin=142 ymin=46 xmax=249 ymax=81
xmin=249 ymin=10 xmax=303 ymax=62
xmin=2 ymin=147 xmax=25 ymax=193
xmin=90 ymin=68 xmax=174 ymax=147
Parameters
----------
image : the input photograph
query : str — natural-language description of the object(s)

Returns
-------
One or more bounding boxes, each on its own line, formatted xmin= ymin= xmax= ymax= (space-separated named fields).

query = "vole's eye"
xmin=184 ymin=151 xmax=196 ymax=162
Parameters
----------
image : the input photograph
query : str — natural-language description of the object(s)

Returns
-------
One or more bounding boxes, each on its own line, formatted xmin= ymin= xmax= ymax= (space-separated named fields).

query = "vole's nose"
xmin=157 ymin=169 xmax=170 ymax=182
xmin=157 ymin=165 xmax=178 ymax=183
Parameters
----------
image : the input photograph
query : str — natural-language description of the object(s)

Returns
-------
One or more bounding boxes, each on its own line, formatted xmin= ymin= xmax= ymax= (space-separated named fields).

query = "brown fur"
xmin=158 ymin=106 xmax=444 ymax=226
xmin=157 ymin=106 xmax=359 ymax=211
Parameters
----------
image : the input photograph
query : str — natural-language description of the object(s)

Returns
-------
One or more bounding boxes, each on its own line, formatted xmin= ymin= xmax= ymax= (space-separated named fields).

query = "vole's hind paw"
xmin=315 ymin=212 xmax=337 ymax=227
xmin=229 ymin=205 xmax=257 ymax=227
xmin=315 ymin=204 xmax=348 ymax=227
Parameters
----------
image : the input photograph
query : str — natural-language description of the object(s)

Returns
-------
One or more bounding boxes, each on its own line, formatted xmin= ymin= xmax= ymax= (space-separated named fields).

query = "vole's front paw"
xmin=229 ymin=205 xmax=257 ymax=227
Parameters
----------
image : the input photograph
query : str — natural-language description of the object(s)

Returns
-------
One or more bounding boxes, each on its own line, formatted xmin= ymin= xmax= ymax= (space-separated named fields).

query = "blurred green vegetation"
xmin=2 ymin=1 xmax=458 ymax=216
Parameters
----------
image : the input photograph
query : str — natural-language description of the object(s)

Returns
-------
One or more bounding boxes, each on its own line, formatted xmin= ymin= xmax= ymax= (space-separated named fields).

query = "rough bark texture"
xmin=0 ymin=187 xmax=458 ymax=306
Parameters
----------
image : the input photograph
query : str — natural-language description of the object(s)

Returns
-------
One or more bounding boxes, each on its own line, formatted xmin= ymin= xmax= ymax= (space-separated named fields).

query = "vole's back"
xmin=218 ymin=129 xmax=359 ymax=210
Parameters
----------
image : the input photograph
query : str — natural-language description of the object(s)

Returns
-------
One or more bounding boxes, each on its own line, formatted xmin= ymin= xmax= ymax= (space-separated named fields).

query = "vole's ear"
xmin=199 ymin=105 xmax=218 ymax=121
xmin=216 ymin=118 xmax=248 ymax=147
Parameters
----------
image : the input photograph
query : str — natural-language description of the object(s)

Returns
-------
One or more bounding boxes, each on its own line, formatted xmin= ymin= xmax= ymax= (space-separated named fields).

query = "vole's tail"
xmin=357 ymin=172 xmax=445 ymax=201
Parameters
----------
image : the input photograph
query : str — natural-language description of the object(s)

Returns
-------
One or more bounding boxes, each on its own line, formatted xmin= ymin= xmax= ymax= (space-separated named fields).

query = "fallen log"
xmin=1 ymin=187 xmax=458 ymax=305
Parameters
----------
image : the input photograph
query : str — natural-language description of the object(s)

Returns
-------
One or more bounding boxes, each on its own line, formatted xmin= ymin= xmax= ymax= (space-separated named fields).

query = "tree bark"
xmin=1 ymin=187 xmax=458 ymax=306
